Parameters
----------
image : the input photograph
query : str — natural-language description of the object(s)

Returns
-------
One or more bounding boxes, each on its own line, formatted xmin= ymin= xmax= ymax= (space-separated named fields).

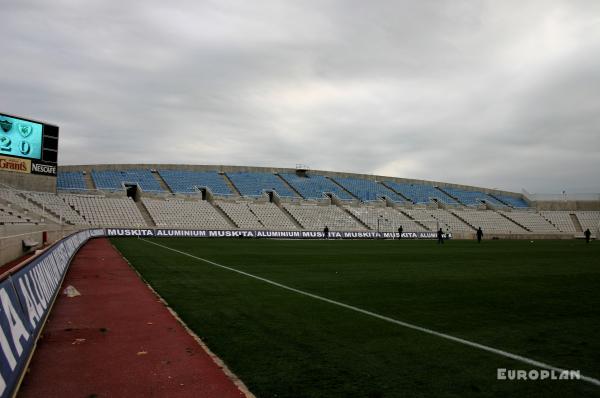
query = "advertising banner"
xmin=106 ymin=228 xmax=451 ymax=240
xmin=0 ymin=155 xmax=31 ymax=174
xmin=0 ymin=229 xmax=104 ymax=397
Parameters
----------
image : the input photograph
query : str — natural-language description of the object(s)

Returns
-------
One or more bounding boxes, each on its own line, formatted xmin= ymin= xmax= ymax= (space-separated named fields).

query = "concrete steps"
xmin=221 ymin=173 xmax=242 ymax=197
xmin=211 ymin=201 xmax=239 ymax=229
xmin=275 ymin=174 xmax=304 ymax=199
xmin=326 ymin=177 xmax=360 ymax=201
xmin=339 ymin=206 xmax=371 ymax=230
xmin=570 ymin=213 xmax=584 ymax=233
xmin=449 ymin=210 xmax=476 ymax=230
xmin=135 ymin=201 xmax=157 ymax=227
xmin=152 ymin=171 xmax=172 ymax=193
xmin=496 ymin=211 xmax=531 ymax=232
xmin=488 ymin=193 xmax=511 ymax=207
xmin=83 ymin=172 xmax=96 ymax=190
xmin=279 ymin=205 xmax=305 ymax=229
xmin=445 ymin=211 xmax=476 ymax=232
xmin=435 ymin=186 xmax=464 ymax=205
xmin=380 ymin=182 xmax=413 ymax=203
xmin=398 ymin=209 xmax=432 ymax=231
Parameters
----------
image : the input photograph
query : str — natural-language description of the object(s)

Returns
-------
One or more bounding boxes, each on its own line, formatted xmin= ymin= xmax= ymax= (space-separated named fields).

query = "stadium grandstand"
xmin=2 ymin=164 xmax=599 ymax=244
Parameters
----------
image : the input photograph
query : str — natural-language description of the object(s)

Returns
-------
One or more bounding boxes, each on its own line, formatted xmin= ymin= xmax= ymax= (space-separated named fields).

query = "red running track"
xmin=18 ymin=238 xmax=248 ymax=398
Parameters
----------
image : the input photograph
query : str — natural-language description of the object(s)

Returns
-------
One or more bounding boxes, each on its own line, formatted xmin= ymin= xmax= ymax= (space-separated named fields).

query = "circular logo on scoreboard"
xmin=18 ymin=123 xmax=32 ymax=137
xmin=0 ymin=119 xmax=12 ymax=133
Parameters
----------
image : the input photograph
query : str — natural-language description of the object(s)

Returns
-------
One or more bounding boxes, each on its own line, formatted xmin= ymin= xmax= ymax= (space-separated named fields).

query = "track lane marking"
xmin=140 ymin=238 xmax=600 ymax=387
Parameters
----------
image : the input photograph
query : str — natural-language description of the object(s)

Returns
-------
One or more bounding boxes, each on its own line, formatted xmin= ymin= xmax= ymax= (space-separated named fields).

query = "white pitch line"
xmin=140 ymin=238 xmax=600 ymax=387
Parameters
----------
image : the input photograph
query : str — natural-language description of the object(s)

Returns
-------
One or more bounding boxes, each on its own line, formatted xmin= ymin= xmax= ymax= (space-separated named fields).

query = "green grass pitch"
xmin=110 ymin=238 xmax=600 ymax=398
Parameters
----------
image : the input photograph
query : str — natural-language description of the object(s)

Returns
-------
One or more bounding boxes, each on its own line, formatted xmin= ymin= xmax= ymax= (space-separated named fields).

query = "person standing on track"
xmin=398 ymin=225 xmax=403 ymax=240
xmin=324 ymin=225 xmax=329 ymax=240
xmin=437 ymin=228 xmax=444 ymax=244
xmin=584 ymin=228 xmax=591 ymax=243
xmin=476 ymin=227 xmax=483 ymax=243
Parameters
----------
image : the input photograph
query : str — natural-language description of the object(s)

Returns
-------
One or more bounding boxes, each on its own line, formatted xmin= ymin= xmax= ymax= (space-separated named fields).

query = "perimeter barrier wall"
xmin=105 ymin=228 xmax=451 ymax=239
xmin=0 ymin=228 xmax=104 ymax=397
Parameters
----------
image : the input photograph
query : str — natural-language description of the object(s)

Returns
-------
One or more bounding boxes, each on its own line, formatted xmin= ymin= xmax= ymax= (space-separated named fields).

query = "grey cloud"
xmin=1 ymin=0 xmax=599 ymax=193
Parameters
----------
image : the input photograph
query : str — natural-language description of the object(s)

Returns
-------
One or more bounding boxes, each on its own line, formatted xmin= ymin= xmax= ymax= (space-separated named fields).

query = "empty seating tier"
xmin=0 ymin=189 xmax=45 ymax=223
xmin=280 ymin=173 xmax=354 ymax=201
xmin=248 ymin=202 xmax=298 ymax=230
xmin=65 ymin=195 xmax=147 ymax=227
xmin=452 ymin=209 xmax=528 ymax=234
xmin=0 ymin=204 xmax=38 ymax=224
xmin=403 ymin=208 xmax=474 ymax=233
xmin=227 ymin=172 xmax=296 ymax=198
xmin=216 ymin=201 xmax=264 ymax=229
xmin=574 ymin=211 xmax=600 ymax=234
xmin=443 ymin=188 xmax=506 ymax=208
xmin=57 ymin=171 xmax=87 ymax=191
xmin=283 ymin=203 xmax=365 ymax=230
xmin=27 ymin=192 xmax=89 ymax=225
xmin=142 ymin=198 xmax=230 ymax=229
xmin=539 ymin=211 xmax=577 ymax=233
xmin=332 ymin=177 xmax=405 ymax=203
xmin=91 ymin=170 xmax=163 ymax=192
xmin=499 ymin=211 xmax=561 ymax=233
xmin=158 ymin=170 xmax=232 ymax=196
xmin=384 ymin=182 xmax=458 ymax=205
xmin=346 ymin=206 xmax=429 ymax=232
xmin=490 ymin=194 xmax=529 ymax=208
xmin=215 ymin=201 xmax=299 ymax=230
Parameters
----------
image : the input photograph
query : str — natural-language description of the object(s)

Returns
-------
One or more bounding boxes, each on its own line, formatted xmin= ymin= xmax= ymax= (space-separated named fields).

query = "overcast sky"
xmin=2 ymin=1 xmax=599 ymax=193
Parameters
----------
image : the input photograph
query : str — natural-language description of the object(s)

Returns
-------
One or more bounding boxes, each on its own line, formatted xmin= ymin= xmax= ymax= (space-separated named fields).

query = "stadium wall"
xmin=523 ymin=192 xmax=600 ymax=210
xmin=0 ymin=170 xmax=56 ymax=193
xmin=0 ymin=224 xmax=82 ymax=266
xmin=533 ymin=201 xmax=600 ymax=211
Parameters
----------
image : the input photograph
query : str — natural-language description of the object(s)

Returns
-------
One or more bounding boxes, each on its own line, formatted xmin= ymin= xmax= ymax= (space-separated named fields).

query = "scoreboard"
xmin=0 ymin=113 xmax=58 ymax=176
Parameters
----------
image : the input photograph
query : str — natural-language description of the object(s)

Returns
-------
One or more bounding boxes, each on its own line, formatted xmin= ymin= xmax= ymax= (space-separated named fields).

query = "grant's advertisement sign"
xmin=0 ymin=155 xmax=31 ymax=174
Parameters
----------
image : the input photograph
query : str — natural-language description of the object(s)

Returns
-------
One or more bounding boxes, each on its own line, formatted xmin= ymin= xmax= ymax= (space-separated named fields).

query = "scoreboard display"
xmin=0 ymin=113 xmax=58 ymax=176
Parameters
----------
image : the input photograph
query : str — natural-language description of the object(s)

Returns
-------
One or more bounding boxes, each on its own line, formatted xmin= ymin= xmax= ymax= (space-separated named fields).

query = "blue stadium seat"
xmin=91 ymin=170 xmax=163 ymax=192
xmin=443 ymin=187 xmax=506 ymax=207
xmin=158 ymin=170 xmax=232 ymax=196
xmin=226 ymin=172 xmax=296 ymax=198
xmin=279 ymin=173 xmax=353 ymax=200
xmin=384 ymin=181 xmax=458 ymax=205
xmin=332 ymin=177 xmax=405 ymax=203
xmin=57 ymin=171 xmax=86 ymax=191
xmin=490 ymin=194 xmax=530 ymax=208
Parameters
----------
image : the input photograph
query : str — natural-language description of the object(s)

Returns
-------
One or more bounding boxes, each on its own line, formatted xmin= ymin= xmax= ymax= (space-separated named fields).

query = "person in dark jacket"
xmin=324 ymin=225 xmax=329 ymax=240
xmin=584 ymin=228 xmax=591 ymax=243
xmin=437 ymin=228 xmax=444 ymax=244
xmin=476 ymin=227 xmax=483 ymax=243
xmin=398 ymin=225 xmax=403 ymax=240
